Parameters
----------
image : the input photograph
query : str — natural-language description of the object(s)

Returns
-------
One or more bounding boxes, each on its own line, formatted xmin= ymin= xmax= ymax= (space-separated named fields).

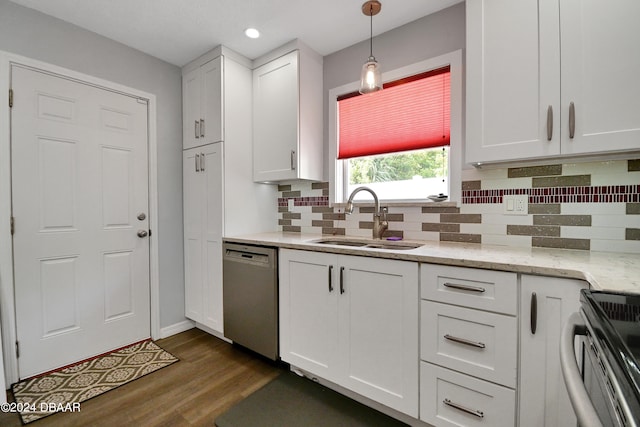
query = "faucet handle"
xmin=380 ymin=206 xmax=388 ymax=222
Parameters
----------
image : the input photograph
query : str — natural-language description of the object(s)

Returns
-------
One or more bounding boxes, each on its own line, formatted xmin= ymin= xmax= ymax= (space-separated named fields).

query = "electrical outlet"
xmin=503 ymin=194 xmax=528 ymax=215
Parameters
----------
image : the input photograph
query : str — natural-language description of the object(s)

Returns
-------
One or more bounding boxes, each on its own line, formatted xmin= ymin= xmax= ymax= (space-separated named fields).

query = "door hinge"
xmin=15 ymin=341 xmax=19 ymax=358
xmin=9 ymin=88 xmax=13 ymax=108
xmin=10 ymin=216 xmax=15 ymax=235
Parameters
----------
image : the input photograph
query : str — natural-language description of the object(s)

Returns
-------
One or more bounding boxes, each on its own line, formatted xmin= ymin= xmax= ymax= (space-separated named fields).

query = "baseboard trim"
xmin=159 ymin=319 xmax=195 ymax=339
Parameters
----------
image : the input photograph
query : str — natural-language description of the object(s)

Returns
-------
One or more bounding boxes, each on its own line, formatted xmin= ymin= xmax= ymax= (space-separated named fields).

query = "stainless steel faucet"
xmin=345 ymin=186 xmax=388 ymax=239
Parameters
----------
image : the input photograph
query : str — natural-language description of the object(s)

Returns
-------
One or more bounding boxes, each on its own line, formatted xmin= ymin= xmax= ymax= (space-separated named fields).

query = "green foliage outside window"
xmin=349 ymin=148 xmax=448 ymax=185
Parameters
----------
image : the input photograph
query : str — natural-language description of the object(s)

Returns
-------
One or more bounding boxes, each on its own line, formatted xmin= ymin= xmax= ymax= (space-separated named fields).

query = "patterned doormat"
xmin=12 ymin=340 xmax=178 ymax=424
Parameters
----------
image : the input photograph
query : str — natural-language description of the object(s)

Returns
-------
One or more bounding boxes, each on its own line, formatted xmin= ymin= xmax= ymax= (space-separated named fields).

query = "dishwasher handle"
xmin=560 ymin=312 xmax=603 ymax=427
xmin=223 ymin=245 xmax=274 ymax=267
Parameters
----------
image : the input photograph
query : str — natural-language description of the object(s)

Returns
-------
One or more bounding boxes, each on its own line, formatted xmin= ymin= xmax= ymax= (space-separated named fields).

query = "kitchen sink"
xmin=311 ymin=238 xmax=423 ymax=251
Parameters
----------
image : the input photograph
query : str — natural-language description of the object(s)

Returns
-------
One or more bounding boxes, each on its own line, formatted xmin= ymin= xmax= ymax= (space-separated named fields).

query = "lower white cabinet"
xmin=279 ymin=249 xmax=419 ymax=417
xmin=519 ymin=274 xmax=587 ymax=427
xmin=183 ymin=144 xmax=224 ymax=332
xmin=420 ymin=362 xmax=516 ymax=427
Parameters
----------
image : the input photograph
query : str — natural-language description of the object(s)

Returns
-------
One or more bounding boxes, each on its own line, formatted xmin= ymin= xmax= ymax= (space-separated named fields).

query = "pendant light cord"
xmin=369 ymin=4 xmax=374 ymax=58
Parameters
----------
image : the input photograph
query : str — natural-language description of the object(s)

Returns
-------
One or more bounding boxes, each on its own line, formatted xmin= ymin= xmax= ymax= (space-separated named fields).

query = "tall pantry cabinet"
xmin=181 ymin=46 xmax=276 ymax=335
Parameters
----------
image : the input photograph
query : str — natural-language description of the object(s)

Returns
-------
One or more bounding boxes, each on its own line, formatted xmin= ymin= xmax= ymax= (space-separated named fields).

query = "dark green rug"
xmin=215 ymin=371 xmax=408 ymax=427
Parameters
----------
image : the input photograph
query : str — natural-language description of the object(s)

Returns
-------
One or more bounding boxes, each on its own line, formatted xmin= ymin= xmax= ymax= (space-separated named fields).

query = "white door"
xmin=11 ymin=65 xmax=150 ymax=378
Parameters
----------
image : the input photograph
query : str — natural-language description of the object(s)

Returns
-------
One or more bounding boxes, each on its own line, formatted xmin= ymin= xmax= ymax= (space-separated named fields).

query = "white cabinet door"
xmin=519 ymin=275 xmax=587 ymax=427
xmin=182 ymin=57 xmax=223 ymax=150
xmin=253 ymin=51 xmax=299 ymax=182
xmin=279 ymin=250 xmax=419 ymax=417
xmin=200 ymin=58 xmax=223 ymax=146
xmin=201 ymin=145 xmax=223 ymax=331
xmin=559 ymin=0 xmax=640 ymax=155
xmin=339 ymin=256 xmax=419 ymax=417
xmin=466 ymin=0 xmax=560 ymax=164
xmin=182 ymin=67 xmax=202 ymax=151
xmin=183 ymin=148 xmax=204 ymax=322
xmin=183 ymin=144 xmax=223 ymax=333
xmin=279 ymin=249 xmax=339 ymax=382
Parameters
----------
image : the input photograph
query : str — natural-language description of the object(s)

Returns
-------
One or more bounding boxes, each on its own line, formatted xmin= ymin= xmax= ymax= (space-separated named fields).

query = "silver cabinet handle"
xmin=339 ymin=266 xmax=345 ymax=294
xmin=569 ymin=102 xmax=576 ymax=139
xmin=444 ymin=334 xmax=486 ymax=349
xmin=195 ymin=153 xmax=200 ymax=172
xmin=195 ymin=120 xmax=200 ymax=139
xmin=443 ymin=398 xmax=484 ymax=419
xmin=200 ymin=118 xmax=205 ymax=137
xmin=328 ymin=265 xmax=334 ymax=292
xmin=290 ymin=150 xmax=296 ymax=170
xmin=200 ymin=152 xmax=205 ymax=171
xmin=546 ymin=105 xmax=553 ymax=141
xmin=443 ymin=282 xmax=486 ymax=293
xmin=530 ymin=292 xmax=537 ymax=334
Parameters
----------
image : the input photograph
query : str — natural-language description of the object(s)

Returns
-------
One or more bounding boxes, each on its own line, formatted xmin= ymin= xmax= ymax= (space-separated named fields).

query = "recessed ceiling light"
xmin=245 ymin=28 xmax=260 ymax=39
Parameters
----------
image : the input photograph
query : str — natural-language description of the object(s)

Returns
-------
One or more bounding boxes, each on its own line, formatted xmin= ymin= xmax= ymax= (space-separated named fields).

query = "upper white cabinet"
xmin=466 ymin=0 xmax=640 ymax=164
xmin=253 ymin=41 xmax=323 ymax=182
xmin=519 ymin=275 xmax=587 ymax=427
xmin=183 ymin=56 xmax=223 ymax=150
xmin=279 ymin=249 xmax=419 ymax=417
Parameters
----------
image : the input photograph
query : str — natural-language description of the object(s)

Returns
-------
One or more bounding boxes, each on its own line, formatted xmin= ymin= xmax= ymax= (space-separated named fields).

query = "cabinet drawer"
xmin=421 ymin=264 xmax=517 ymax=315
xmin=420 ymin=301 xmax=517 ymax=387
xmin=420 ymin=362 xmax=515 ymax=427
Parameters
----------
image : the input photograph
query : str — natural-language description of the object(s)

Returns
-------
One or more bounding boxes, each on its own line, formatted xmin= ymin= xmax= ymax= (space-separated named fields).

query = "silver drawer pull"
xmin=444 ymin=334 xmax=486 ymax=349
xmin=443 ymin=282 xmax=486 ymax=293
xmin=443 ymin=398 xmax=484 ymax=419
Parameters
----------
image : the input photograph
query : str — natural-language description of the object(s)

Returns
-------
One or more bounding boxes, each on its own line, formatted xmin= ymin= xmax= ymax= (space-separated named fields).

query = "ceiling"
xmin=9 ymin=0 xmax=462 ymax=67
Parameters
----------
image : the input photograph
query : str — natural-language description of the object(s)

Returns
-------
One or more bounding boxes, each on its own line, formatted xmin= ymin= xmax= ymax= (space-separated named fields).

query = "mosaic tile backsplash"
xmin=277 ymin=159 xmax=640 ymax=253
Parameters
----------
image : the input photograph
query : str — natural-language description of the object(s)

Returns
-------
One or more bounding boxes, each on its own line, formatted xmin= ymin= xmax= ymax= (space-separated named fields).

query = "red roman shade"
xmin=338 ymin=66 xmax=450 ymax=159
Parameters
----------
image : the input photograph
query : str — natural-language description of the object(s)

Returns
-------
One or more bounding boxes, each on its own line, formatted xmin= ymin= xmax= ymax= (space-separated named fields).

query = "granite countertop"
xmin=223 ymin=232 xmax=640 ymax=293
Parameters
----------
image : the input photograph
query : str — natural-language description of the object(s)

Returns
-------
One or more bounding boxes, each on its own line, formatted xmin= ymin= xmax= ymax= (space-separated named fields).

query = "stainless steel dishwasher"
xmin=223 ymin=243 xmax=278 ymax=360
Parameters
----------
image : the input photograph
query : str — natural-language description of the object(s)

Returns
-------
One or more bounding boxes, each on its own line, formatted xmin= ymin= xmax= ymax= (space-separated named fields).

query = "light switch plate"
xmin=503 ymin=194 xmax=528 ymax=215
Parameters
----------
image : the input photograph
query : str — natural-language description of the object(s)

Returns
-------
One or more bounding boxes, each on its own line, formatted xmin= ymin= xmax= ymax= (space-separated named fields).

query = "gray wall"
xmin=0 ymin=0 xmax=185 ymax=329
xmin=322 ymin=2 xmax=465 ymax=178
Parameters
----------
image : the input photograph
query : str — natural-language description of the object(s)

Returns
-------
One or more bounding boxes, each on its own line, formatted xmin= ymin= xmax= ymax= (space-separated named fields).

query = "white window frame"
xmin=328 ymin=50 xmax=462 ymax=205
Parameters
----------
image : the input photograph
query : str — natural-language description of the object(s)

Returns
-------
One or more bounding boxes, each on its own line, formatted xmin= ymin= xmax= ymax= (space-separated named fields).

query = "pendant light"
xmin=359 ymin=0 xmax=382 ymax=94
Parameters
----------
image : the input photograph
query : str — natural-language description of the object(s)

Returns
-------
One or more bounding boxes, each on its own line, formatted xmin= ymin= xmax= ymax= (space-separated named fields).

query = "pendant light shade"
xmin=359 ymin=1 xmax=382 ymax=94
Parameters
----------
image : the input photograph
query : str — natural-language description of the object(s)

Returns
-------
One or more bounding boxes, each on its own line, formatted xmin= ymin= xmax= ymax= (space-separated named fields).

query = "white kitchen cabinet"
xmin=182 ymin=48 xmax=277 ymax=335
xmin=183 ymin=144 xmax=223 ymax=331
xmin=252 ymin=41 xmax=323 ymax=182
xmin=519 ymin=275 xmax=587 ymax=427
xmin=466 ymin=0 xmax=640 ymax=164
xmin=279 ymin=249 xmax=419 ymax=417
xmin=183 ymin=56 xmax=223 ymax=150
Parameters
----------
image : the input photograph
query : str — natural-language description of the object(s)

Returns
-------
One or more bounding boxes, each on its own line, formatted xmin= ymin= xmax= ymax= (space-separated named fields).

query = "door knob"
xmin=137 ymin=213 xmax=146 ymax=221
xmin=137 ymin=230 xmax=148 ymax=238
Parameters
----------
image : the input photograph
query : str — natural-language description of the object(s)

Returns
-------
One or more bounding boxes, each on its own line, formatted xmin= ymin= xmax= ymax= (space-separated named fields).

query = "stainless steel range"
xmin=561 ymin=289 xmax=640 ymax=427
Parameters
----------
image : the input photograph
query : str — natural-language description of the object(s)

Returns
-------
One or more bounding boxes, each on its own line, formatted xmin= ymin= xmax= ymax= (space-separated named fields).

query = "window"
xmin=329 ymin=51 xmax=462 ymax=204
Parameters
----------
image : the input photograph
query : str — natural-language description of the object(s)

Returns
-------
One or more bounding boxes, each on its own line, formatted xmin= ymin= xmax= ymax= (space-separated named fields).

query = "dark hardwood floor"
xmin=0 ymin=328 xmax=284 ymax=426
